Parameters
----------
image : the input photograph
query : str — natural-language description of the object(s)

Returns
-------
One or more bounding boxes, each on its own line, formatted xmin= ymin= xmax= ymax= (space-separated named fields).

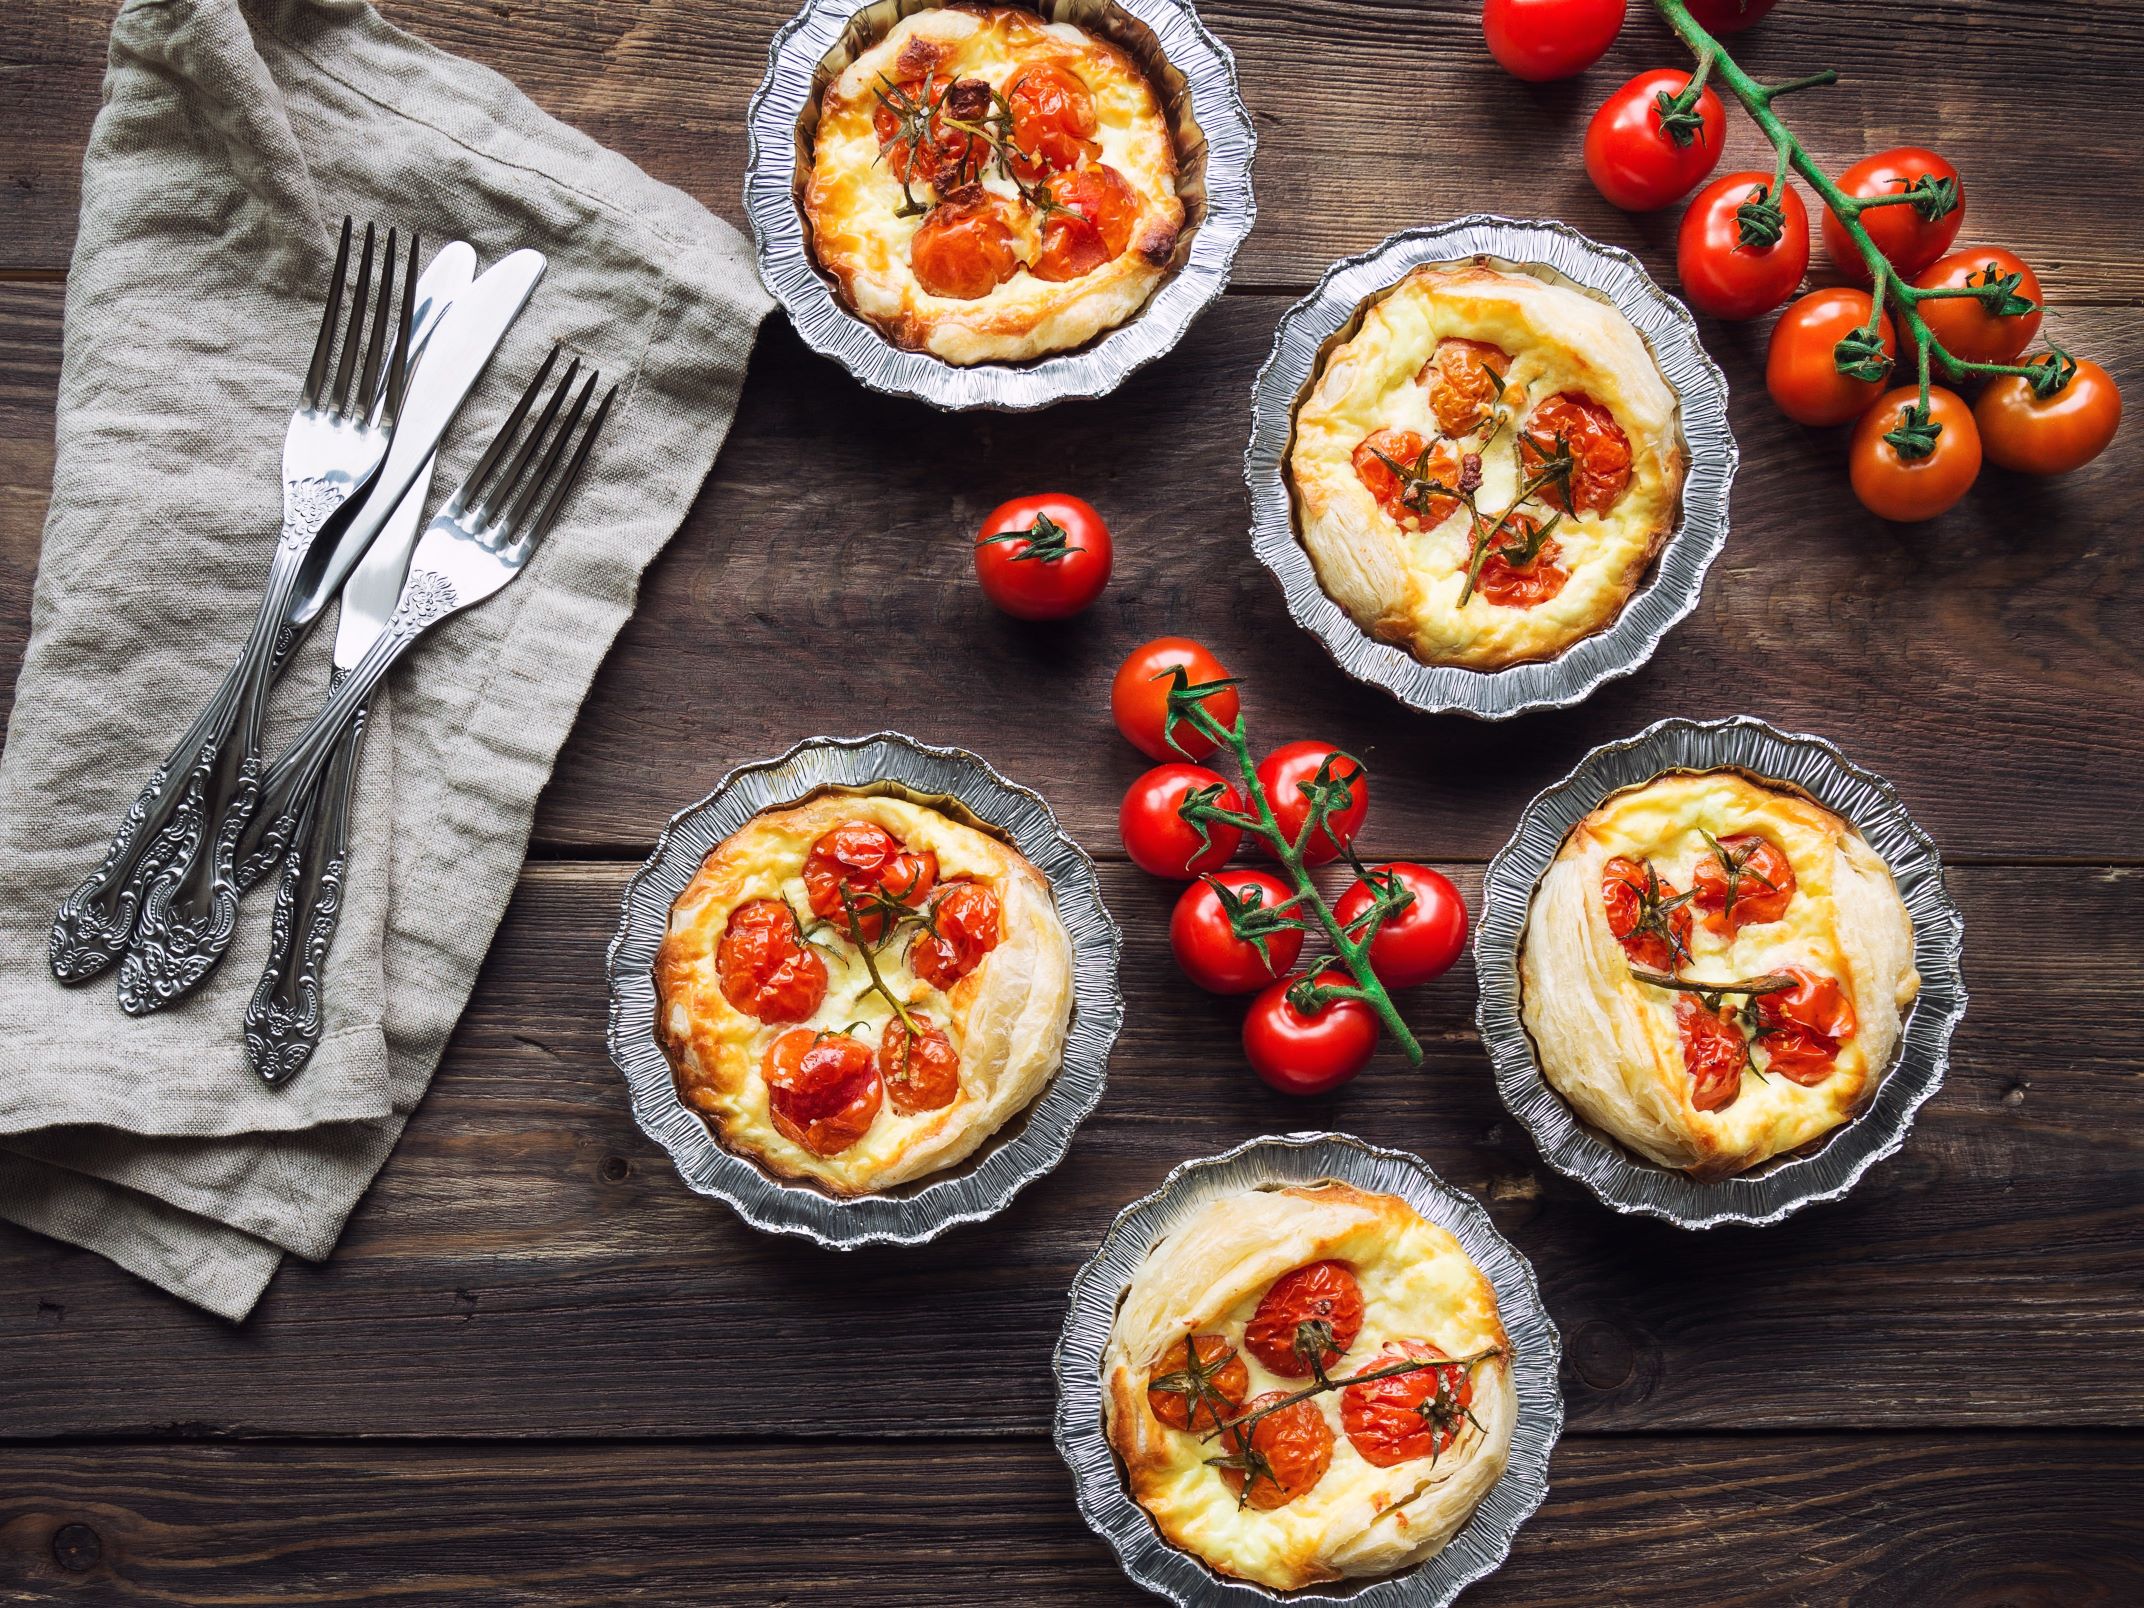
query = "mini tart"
xmin=654 ymin=792 xmax=1074 ymax=1195
xmin=804 ymin=5 xmax=1184 ymax=364
xmin=1290 ymin=263 xmax=1686 ymax=670
xmin=1101 ymin=1182 xmax=1516 ymax=1593
xmin=1519 ymin=770 xmax=1920 ymax=1179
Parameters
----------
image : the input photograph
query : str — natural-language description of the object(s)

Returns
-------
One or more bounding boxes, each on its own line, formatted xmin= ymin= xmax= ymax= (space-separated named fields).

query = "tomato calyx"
xmin=2022 ymin=346 xmax=2081 ymax=401
xmin=1198 ymin=872 xmax=1307 ymax=975
xmin=1733 ymin=181 xmax=1788 ymax=249
xmin=1833 ymin=322 xmax=1897 ymax=385
xmin=1652 ymin=68 xmax=1718 ymax=149
xmin=977 ymin=508 xmax=1076 ymax=564
xmin=1147 ymin=1336 xmax=1246 ymax=1433
xmin=1882 ymin=397 xmax=1945 ymax=462
xmin=1153 ymin=663 xmax=1246 ymax=760
xmin=1856 ymin=171 xmax=1960 ymax=227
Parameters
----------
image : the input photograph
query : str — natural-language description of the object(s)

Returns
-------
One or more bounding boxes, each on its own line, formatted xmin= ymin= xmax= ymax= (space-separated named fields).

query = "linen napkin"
xmin=0 ymin=0 xmax=770 ymax=1318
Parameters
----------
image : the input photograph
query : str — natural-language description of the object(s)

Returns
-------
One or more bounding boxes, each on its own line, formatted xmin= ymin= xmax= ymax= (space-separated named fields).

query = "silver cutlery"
xmin=244 ymin=348 xmax=614 ymax=1082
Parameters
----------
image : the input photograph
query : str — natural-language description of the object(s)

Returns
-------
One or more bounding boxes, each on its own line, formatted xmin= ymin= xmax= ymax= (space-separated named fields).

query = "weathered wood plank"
xmin=2 ymin=1434 xmax=2138 ymax=1605
xmin=1 ymin=860 xmax=2137 ymax=1440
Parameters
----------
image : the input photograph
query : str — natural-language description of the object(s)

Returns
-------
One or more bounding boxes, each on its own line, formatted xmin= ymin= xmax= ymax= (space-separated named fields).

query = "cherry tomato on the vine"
xmin=1170 ymin=870 xmax=1305 ymax=995
xmin=1119 ymin=763 xmax=1243 ymax=879
xmin=1683 ymin=0 xmax=1778 ymax=31
xmin=972 ymin=493 xmax=1112 ymax=620
xmin=1584 ymin=69 xmax=1726 ymax=212
xmin=1823 ymin=147 xmax=1964 ymax=284
xmin=1481 ymin=0 xmax=1625 ymax=82
xmin=1849 ymin=385 xmax=1981 ymax=522
xmin=1976 ymin=358 xmax=2122 ymax=476
xmin=1676 ymin=171 xmax=1809 ymax=320
xmin=1908 ymin=247 xmax=2043 ymax=368
xmin=1256 ymin=742 xmax=1368 ymax=867
xmin=1766 ymin=289 xmax=1896 ymax=427
xmin=1109 ymin=637 xmax=1238 ymax=761
xmin=1243 ymin=971 xmax=1379 ymax=1096
xmin=1334 ymin=863 xmax=1469 ymax=989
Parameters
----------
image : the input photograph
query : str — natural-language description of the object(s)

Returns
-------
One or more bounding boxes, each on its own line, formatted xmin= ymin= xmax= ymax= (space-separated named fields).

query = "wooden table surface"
xmin=5 ymin=1 xmax=2142 ymax=1603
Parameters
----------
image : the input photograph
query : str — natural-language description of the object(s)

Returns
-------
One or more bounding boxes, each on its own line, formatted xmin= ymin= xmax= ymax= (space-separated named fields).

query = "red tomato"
xmin=1683 ymin=0 xmax=1778 ymax=30
xmin=1006 ymin=64 xmax=1098 ymax=177
xmin=1420 ymin=337 xmax=1514 ymax=437
xmin=1031 ymin=163 xmax=1139 ymax=282
xmin=1169 ymin=870 xmax=1305 ymax=995
xmin=871 ymin=73 xmax=986 ymax=189
xmin=1766 ymin=288 xmax=1897 ymax=427
xmin=1676 ymin=171 xmax=1810 ymax=320
xmin=973 ymin=492 xmax=1113 ymax=620
xmin=1823 ymin=147 xmax=1964 ymax=284
xmin=1481 ymin=0 xmax=1626 ymax=82
xmin=1145 ymin=1335 xmax=1248 ymax=1434
xmin=1341 ymin=1340 xmax=1476 ymax=1467
xmin=1256 ymin=742 xmax=1368 ymax=867
xmin=910 ymin=192 xmax=1023 ymax=300
xmin=1690 ymin=832 xmax=1796 ymax=936
xmin=1601 ymin=855 xmax=1692 ymax=972
xmin=1849 ymin=386 xmax=1981 ymax=522
xmin=1245 ymin=1260 xmax=1365 ymax=1377
xmin=878 ymin=1012 xmax=961 ymax=1114
xmin=1216 ymin=1392 xmax=1334 ymax=1511
xmin=764 ymin=1028 xmax=883 ymax=1155
xmin=1584 ymin=69 xmax=1726 ymax=212
xmin=1334 ymin=863 xmax=1468 ymax=988
xmin=1755 ymin=966 xmax=1857 ymax=1085
xmin=1473 ymin=515 xmax=1569 ymax=609
xmin=1976 ymin=358 xmax=2122 ymax=476
xmin=715 ymin=899 xmax=828 ymax=1023
xmin=1353 ymin=429 xmax=1464 ymax=531
xmin=804 ymin=821 xmax=937 ymax=942
xmin=1110 ymin=637 xmax=1240 ymax=761
xmin=1244 ymin=971 xmax=1379 ymax=1095
xmin=1120 ymin=763 xmax=1244 ymax=879
xmin=1909 ymin=248 xmax=2042 ymax=367
xmin=1675 ymin=995 xmax=1746 ymax=1113
xmin=908 ymin=880 xmax=1002 ymax=990
xmin=1520 ymin=393 xmax=1632 ymax=516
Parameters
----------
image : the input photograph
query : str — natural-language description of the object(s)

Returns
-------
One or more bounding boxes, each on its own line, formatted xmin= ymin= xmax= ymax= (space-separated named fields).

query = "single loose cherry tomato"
xmin=1246 ymin=1260 xmax=1365 ymax=1377
xmin=804 ymin=821 xmax=938 ymax=942
xmin=1110 ymin=638 xmax=1238 ymax=762
xmin=1481 ymin=0 xmax=1626 ymax=82
xmin=1849 ymin=385 xmax=1981 ymax=522
xmin=1334 ymin=863 xmax=1468 ymax=988
xmin=1169 ymin=869 xmax=1305 ymax=995
xmin=1031 ymin=163 xmax=1139 ymax=282
xmin=1216 ymin=1392 xmax=1334 ymax=1510
xmin=716 ymin=899 xmax=828 ymax=1023
xmin=1006 ymin=64 xmax=1098 ymax=177
xmin=1146 ymin=1335 xmax=1249 ymax=1433
xmin=1341 ymin=1340 xmax=1477 ymax=1467
xmin=1520 ymin=393 xmax=1632 ymax=517
xmin=1823 ymin=147 xmax=1964 ymax=284
xmin=1675 ymin=995 xmax=1745 ymax=1113
xmin=1676 ymin=171 xmax=1809 ymax=320
xmin=1909 ymin=248 xmax=2043 ymax=367
xmin=1120 ymin=763 xmax=1244 ymax=879
xmin=1976 ymin=357 xmax=2122 ymax=476
xmin=1690 ymin=832 xmax=1796 ymax=936
xmin=1683 ymin=0 xmax=1778 ymax=31
xmin=878 ymin=1012 xmax=961 ymax=1114
xmin=1766 ymin=288 xmax=1897 ymax=427
xmin=908 ymin=880 xmax=1002 ymax=990
xmin=1244 ymin=971 xmax=1379 ymax=1096
xmin=1419 ymin=337 xmax=1514 ymax=438
xmin=1256 ymin=741 xmax=1368 ymax=867
xmin=1584 ymin=68 xmax=1726 ymax=212
xmin=1601 ymin=855 xmax=1692 ymax=972
xmin=764 ymin=1028 xmax=883 ymax=1156
xmin=910 ymin=191 xmax=1023 ymax=300
xmin=973 ymin=492 xmax=1113 ymax=620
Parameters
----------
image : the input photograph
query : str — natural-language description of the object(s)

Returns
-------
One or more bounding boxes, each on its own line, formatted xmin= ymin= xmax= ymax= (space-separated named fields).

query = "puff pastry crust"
xmin=654 ymin=792 xmax=1073 ymax=1195
xmin=1290 ymin=263 xmax=1686 ymax=669
xmin=804 ymin=6 xmax=1184 ymax=364
xmin=1519 ymin=770 xmax=1920 ymax=1178
xmin=1102 ymin=1182 xmax=1516 ymax=1592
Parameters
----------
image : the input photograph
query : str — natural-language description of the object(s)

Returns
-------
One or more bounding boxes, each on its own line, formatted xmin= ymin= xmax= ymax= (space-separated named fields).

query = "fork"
xmin=241 ymin=349 xmax=614 ymax=1082
xmin=48 ymin=218 xmax=414 ymax=996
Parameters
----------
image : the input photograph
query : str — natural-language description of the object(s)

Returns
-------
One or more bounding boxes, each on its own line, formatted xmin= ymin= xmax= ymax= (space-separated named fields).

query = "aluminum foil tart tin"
xmin=1475 ymin=715 xmax=1968 ymax=1229
xmin=745 ymin=0 xmax=1258 ymax=411
xmin=605 ymin=732 xmax=1123 ymax=1248
xmin=1244 ymin=216 xmax=1738 ymax=719
xmin=1054 ymin=1132 xmax=1564 ymax=1606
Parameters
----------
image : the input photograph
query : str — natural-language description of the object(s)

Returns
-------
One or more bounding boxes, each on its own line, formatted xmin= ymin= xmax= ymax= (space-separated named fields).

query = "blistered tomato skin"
xmin=716 ymin=899 xmax=828 ymax=1023
xmin=804 ymin=821 xmax=938 ymax=942
xmin=764 ymin=1029 xmax=884 ymax=1156
xmin=909 ymin=881 xmax=1002 ymax=990
xmin=1216 ymin=1392 xmax=1334 ymax=1510
xmin=878 ymin=1013 xmax=961 ymax=1114
xmin=1245 ymin=1259 xmax=1365 ymax=1376
xmin=1030 ymin=164 xmax=1138 ymax=282
xmin=1353 ymin=429 xmax=1463 ymax=530
xmin=1521 ymin=393 xmax=1632 ymax=516
xmin=1341 ymin=1340 xmax=1476 ymax=1467
xmin=1145 ymin=1335 xmax=1249 ymax=1433
xmin=909 ymin=192 xmax=1023 ymax=300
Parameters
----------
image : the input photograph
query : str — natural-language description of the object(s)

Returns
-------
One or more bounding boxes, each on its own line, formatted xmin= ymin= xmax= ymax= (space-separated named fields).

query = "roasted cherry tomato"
xmin=1256 ymin=741 xmax=1368 ymax=866
xmin=1032 ymin=162 xmax=1139 ymax=282
xmin=1473 ymin=515 xmax=1569 ymax=609
xmin=716 ymin=898 xmax=828 ymax=1023
xmin=1120 ymin=763 xmax=1243 ymax=879
xmin=1481 ymin=0 xmax=1626 ymax=82
xmin=1690 ymin=832 xmax=1796 ymax=936
xmin=1217 ymin=1392 xmax=1334 ymax=1511
xmin=1170 ymin=869 xmax=1305 ymax=995
xmin=1684 ymin=0 xmax=1779 ymax=31
xmin=872 ymin=73 xmax=986 ymax=188
xmin=764 ymin=1028 xmax=883 ymax=1155
xmin=805 ymin=821 xmax=938 ymax=942
xmin=1584 ymin=68 xmax=1726 ymax=212
xmin=1909 ymin=248 xmax=2042 ymax=367
xmin=1849 ymin=385 xmax=1981 ymax=522
xmin=1976 ymin=357 xmax=2122 ymax=476
xmin=1766 ymin=288 xmax=1897 ymax=427
xmin=1419 ymin=337 xmax=1514 ymax=437
xmin=1334 ymin=863 xmax=1468 ymax=988
xmin=1755 ymin=966 xmax=1857 ymax=1084
xmin=878 ymin=1012 xmax=961 ymax=1114
xmin=1244 ymin=971 xmax=1379 ymax=1096
xmin=1602 ymin=855 xmax=1692 ymax=972
xmin=1341 ymin=1340 xmax=1477 ymax=1467
xmin=1146 ymin=1335 xmax=1249 ymax=1433
xmin=973 ymin=492 xmax=1113 ymax=619
xmin=1676 ymin=171 xmax=1810 ymax=320
xmin=1246 ymin=1260 xmax=1365 ymax=1377
xmin=1823 ymin=147 xmax=1964 ymax=284
xmin=909 ymin=880 xmax=1002 ymax=991
xmin=910 ymin=191 xmax=1023 ymax=300
xmin=1006 ymin=64 xmax=1098 ymax=177
xmin=1521 ymin=393 xmax=1632 ymax=516
xmin=1110 ymin=637 xmax=1239 ymax=762
xmin=1675 ymin=995 xmax=1746 ymax=1113
xmin=1353 ymin=429 xmax=1464 ymax=531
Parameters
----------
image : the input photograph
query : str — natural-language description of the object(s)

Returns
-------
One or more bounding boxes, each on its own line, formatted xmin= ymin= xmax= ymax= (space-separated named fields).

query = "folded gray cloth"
xmin=0 ymin=0 xmax=770 ymax=1318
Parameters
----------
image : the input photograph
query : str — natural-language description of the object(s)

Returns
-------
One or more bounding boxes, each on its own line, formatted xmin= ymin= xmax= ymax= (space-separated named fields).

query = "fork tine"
xmin=521 ymin=383 xmax=615 ymax=551
xmin=380 ymin=232 xmax=418 ymax=428
xmin=449 ymin=345 xmax=560 ymax=516
xmin=355 ymin=227 xmax=398 ymax=419
xmin=501 ymin=368 xmax=598 ymax=535
xmin=329 ymin=222 xmax=376 ymax=416
xmin=475 ymin=356 xmax=579 ymax=523
xmin=304 ymin=216 xmax=354 ymax=408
